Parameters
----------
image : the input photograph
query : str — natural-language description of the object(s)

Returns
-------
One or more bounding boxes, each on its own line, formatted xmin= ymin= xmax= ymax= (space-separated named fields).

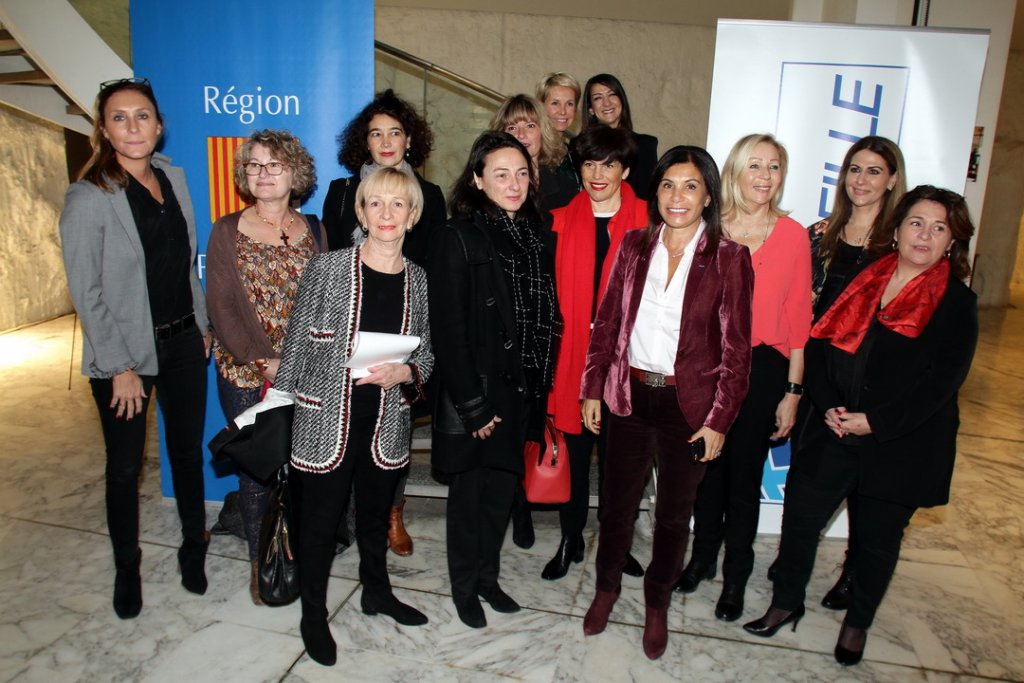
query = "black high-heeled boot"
xmin=178 ymin=530 xmax=210 ymax=595
xmin=541 ymin=533 xmax=584 ymax=580
xmin=113 ymin=548 xmax=142 ymax=619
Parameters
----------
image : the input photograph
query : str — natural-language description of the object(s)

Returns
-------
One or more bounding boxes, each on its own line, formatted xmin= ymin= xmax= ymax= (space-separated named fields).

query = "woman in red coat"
xmin=541 ymin=125 xmax=648 ymax=580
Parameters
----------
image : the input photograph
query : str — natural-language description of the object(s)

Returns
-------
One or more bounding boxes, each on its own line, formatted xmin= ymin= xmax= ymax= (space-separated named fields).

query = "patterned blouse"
xmin=213 ymin=230 xmax=316 ymax=388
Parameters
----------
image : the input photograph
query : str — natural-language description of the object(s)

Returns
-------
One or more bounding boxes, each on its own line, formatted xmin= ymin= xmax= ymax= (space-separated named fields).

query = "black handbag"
xmin=258 ymin=466 xmax=300 ymax=606
xmin=207 ymin=403 xmax=294 ymax=482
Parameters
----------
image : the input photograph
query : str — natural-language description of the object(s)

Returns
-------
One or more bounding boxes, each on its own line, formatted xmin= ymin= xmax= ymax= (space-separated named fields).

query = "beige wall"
xmin=0 ymin=104 xmax=72 ymax=330
xmin=984 ymin=49 xmax=1024 ymax=300
xmin=375 ymin=6 xmax=717 ymax=152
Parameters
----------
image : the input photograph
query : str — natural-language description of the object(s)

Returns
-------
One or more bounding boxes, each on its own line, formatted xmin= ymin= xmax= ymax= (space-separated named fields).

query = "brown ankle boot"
xmin=249 ymin=559 xmax=264 ymax=606
xmin=387 ymin=498 xmax=413 ymax=556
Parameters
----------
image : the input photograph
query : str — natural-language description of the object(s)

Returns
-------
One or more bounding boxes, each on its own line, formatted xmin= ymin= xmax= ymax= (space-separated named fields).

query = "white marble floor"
xmin=0 ymin=307 xmax=1022 ymax=683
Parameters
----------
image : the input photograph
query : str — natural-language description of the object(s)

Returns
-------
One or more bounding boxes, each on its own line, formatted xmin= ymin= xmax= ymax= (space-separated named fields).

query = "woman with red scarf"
xmin=542 ymin=125 xmax=648 ymax=581
xmin=742 ymin=186 xmax=979 ymax=666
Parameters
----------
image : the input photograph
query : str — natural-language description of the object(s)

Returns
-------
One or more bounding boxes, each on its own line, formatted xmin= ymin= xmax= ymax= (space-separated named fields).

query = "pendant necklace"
xmin=255 ymin=206 xmax=295 ymax=245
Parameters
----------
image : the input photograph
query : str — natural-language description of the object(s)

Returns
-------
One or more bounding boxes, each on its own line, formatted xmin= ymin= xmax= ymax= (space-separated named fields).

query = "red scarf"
xmin=811 ymin=252 xmax=949 ymax=353
xmin=548 ymin=183 xmax=647 ymax=433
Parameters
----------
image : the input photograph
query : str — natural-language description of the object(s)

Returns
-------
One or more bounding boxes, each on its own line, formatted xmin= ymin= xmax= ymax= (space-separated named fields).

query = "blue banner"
xmin=130 ymin=0 xmax=374 ymax=500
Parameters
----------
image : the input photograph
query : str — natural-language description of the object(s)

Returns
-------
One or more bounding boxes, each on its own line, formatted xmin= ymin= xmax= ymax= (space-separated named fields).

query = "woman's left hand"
xmin=690 ymin=426 xmax=726 ymax=463
xmin=771 ymin=393 xmax=801 ymax=439
xmin=356 ymin=363 xmax=413 ymax=390
xmin=836 ymin=410 xmax=872 ymax=436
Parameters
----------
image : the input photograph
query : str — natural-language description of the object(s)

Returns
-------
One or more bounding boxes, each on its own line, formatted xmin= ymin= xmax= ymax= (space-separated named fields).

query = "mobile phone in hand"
xmin=690 ymin=437 xmax=706 ymax=463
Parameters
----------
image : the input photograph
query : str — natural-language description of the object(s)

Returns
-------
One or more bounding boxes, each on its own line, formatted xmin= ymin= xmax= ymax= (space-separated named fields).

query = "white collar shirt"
xmin=627 ymin=221 xmax=706 ymax=376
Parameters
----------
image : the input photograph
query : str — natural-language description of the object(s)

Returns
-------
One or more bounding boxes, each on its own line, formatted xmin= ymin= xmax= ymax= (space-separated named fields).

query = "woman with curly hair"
xmin=490 ymin=94 xmax=578 ymax=211
xmin=206 ymin=129 xmax=327 ymax=604
xmin=322 ymin=89 xmax=446 ymax=267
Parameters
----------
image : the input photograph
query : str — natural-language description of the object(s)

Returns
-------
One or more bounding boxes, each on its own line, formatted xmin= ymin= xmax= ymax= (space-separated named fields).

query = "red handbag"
xmin=522 ymin=418 xmax=571 ymax=503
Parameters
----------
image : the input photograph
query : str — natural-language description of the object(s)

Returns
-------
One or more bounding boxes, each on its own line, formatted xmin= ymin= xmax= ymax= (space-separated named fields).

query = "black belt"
xmin=154 ymin=312 xmax=196 ymax=340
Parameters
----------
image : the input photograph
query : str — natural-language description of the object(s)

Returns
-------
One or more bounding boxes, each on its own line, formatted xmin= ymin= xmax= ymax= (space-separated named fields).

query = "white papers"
xmin=344 ymin=332 xmax=420 ymax=378
xmin=233 ymin=388 xmax=295 ymax=429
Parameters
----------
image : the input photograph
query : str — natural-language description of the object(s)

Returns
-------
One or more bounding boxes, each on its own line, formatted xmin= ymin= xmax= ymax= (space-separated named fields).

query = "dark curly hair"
xmin=336 ymin=89 xmax=434 ymax=173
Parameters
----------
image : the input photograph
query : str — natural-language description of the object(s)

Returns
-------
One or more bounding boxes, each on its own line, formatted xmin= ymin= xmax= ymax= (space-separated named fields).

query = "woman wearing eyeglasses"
xmin=59 ymin=78 xmax=210 ymax=619
xmin=205 ymin=129 xmax=327 ymax=604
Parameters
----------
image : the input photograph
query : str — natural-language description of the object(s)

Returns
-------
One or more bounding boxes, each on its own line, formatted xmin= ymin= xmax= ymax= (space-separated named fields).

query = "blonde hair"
xmin=720 ymin=133 xmax=790 ymax=220
xmin=354 ymin=167 xmax=423 ymax=227
xmin=489 ymin=94 xmax=565 ymax=171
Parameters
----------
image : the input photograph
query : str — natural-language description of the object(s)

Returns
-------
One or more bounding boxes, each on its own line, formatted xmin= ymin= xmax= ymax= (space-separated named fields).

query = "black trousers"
xmin=293 ymin=411 xmax=401 ymax=624
xmin=772 ymin=433 xmax=915 ymax=629
xmin=89 ymin=325 xmax=207 ymax=565
xmin=558 ymin=402 xmax=610 ymax=537
xmin=446 ymin=465 xmax=519 ymax=602
xmin=690 ymin=345 xmax=788 ymax=585
xmin=597 ymin=378 xmax=706 ymax=609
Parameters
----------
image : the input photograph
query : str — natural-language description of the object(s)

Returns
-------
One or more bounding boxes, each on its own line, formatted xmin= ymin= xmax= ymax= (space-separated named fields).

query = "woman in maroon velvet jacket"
xmin=578 ymin=146 xmax=753 ymax=660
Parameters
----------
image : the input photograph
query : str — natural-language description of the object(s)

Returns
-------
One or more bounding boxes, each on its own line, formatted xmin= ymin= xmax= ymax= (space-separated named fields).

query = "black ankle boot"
xmin=674 ymin=557 xmax=716 ymax=593
xmin=300 ymin=617 xmax=337 ymax=666
xmin=822 ymin=568 xmax=854 ymax=610
xmin=178 ymin=530 xmax=210 ymax=595
xmin=113 ymin=548 xmax=142 ymax=619
xmin=541 ymin=533 xmax=585 ymax=580
xmin=361 ymin=592 xmax=428 ymax=626
xmin=714 ymin=582 xmax=746 ymax=621
xmin=623 ymin=552 xmax=645 ymax=578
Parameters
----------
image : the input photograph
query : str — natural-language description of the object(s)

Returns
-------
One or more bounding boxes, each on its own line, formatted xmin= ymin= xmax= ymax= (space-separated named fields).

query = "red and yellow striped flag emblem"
xmin=207 ymin=136 xmax=248 ymax=223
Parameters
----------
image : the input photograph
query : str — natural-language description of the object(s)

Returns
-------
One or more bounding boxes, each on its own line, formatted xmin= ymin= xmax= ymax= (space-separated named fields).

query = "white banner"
xmin=707 ymin=19 xmax=989 ymax=229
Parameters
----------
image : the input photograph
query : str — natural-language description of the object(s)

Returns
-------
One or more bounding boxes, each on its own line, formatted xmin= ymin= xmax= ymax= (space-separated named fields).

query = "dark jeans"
xmin=446 ymin=465 xmax=519 ymax=602
xmin=89 ymin=325 xmax=207 ymax=565
xmin=772 ymin=434 xmax=915 ymax=629
xmin=596 ymin=377 xmax=707 ymax=609
xmin=558 ymin=403 xmax=610 ymax=537
xmin=215 ymin=373 xmax=267 ymax=562
xmin=690 ymin=345 xmax=788 ymax=585
xmin=293 ymin=411 xmax=401 ymax=624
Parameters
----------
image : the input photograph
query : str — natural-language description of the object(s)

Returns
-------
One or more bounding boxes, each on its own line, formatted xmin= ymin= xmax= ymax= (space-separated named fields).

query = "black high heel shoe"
xmin=622 ymin=552 xmax=645 ymax=578
xmin=834 ymin=623 xmax=866 ymax=665
xmin=742 ymin=605 xmax=806 ymax=637
xmin=542 ymin=533 xmax=584 ymax=580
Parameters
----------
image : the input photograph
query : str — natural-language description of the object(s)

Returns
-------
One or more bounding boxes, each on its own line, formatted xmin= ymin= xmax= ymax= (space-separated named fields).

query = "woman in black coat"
xmin=581 ymin=74 xmax=658 ymax=200
xmin=743 ymin=186 xmax=979 ymax=666
xmin=428 ymin=132 xmax=559 ymax=629
xmin=321 ymin=89 xmax=446 ymax=554
xmin=321 ymin=89 xmax=446 ymax=267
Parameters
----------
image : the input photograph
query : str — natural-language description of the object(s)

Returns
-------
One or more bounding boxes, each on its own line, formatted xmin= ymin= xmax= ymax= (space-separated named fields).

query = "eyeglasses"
xmin=242 ymin=161 xmax=289 ymax=176
xmin=99 ymin=77 xmax=151 ymax=91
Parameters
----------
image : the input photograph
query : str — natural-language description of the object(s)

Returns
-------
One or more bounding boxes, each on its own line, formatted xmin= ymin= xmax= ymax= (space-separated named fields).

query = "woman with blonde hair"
xmin=491 ymin=94 xmax=577 ymax=210
xmin=678 ymin=133 xmax=812 ymax=625
xmin=536 ymin=72 xmax=583 ymax=194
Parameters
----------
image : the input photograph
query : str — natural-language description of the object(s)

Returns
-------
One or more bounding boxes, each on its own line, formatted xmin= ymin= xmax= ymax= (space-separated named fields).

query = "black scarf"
xmin=480 ymin=210 xmax=560 ymax=398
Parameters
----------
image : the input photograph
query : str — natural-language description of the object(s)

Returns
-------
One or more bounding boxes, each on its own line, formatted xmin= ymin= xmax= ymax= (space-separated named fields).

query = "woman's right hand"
xmin=111 ymin=369 xmax=146 ymax=420
xmin=582 ymin=399 xmax=602 ymax=434
xmin=473 ymin=415 xmax=502 ymax=439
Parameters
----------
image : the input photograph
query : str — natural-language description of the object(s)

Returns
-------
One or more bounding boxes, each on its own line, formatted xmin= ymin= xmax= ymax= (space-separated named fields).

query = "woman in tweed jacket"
xmin=275 ymin=168 xmax=433 ymax=666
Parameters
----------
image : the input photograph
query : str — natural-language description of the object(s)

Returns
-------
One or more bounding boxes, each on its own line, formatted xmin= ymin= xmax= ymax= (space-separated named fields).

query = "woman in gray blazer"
xmin=59 ymin=78 xmax=210 ymax=620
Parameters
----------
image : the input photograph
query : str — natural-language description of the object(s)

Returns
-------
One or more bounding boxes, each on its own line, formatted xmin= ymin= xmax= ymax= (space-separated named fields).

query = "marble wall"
xmin=0 ymin=104 xmax=72 ymax=331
